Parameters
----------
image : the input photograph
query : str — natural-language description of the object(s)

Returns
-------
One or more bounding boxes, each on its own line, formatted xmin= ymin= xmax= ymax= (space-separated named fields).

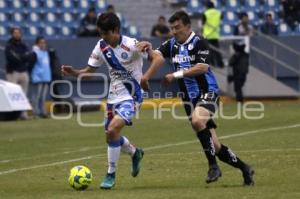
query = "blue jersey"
xmin=156 ymin=32 xmax=219 ymax=102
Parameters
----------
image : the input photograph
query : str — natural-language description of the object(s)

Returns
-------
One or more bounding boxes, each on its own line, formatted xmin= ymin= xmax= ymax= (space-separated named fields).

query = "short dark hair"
xmin=168 ymin=11 xmax=191 ymax=25
xmin=10 ymin=27 xmax=21 ymax=35
xmin=88 ymin=7 xmax=96 ymax=13
xmin=35 ymin=36 xmax=45 ymax=44
xmin=106 ymin=4 xmax=114 ymax=10
xmin=96 ymin=12 xmax=121 ymax=32
xmin=240 ymin=12 xmax=248 ymax=19
xmin=206 ymin=1 xmax=215 ymax=8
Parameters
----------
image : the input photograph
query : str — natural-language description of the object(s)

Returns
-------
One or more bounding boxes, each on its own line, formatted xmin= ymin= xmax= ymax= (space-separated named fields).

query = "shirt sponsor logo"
xmin=198 ymin=50 xmax=209 ymax=55
xmin=172 ymin=54 xmax=195 ymax=64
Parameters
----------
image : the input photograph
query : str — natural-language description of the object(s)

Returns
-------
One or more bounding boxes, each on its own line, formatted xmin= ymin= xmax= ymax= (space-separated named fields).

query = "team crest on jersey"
xmin=121 ymin=52 xmax=129 ymax=59
xmin=188 ymin=43 xmax=194 ymax=50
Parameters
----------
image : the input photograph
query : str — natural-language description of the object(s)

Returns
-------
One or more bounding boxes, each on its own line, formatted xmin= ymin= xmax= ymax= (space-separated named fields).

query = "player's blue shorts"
xmin=104 ymin=100 xmax=137 ymax=131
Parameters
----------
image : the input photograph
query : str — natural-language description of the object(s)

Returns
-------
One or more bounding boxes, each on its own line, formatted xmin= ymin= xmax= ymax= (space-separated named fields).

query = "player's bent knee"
xmin=191 ymin=117 xmax=206 ymax=131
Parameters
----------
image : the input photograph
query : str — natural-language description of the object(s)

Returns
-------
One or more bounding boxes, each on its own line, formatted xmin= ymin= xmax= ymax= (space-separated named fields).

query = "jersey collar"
xmin=177 ymin=31 xmax=195 ymax=45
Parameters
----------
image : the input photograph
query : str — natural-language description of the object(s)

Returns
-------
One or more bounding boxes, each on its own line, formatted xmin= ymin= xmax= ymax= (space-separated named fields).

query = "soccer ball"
xmin=68 ymin=165 xmax=92 ymax=190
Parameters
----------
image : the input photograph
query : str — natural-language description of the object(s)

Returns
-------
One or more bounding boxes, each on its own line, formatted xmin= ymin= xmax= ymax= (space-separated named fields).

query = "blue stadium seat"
xmin=78 ymin=0 xmax=89 ymax=12
xmin=45 ymin=0 xmax=57 ymax=11
xmin=12 ymin=13 xmax=24 ymax=25
xmin=60 ymin=26 xmax=75 ymax=38
xmin=295 ymin=24 xmax=300 ymax=35
xmin=221 ymin=24 xmax=234 ymax=36
xmin=44 ymin=25 xmax=57 ymax=38
xmin=0 ymin=26 xmax=8 ymax=37
xmin=28 ymin=12 xmax=39 ymax=23
xmin=0 ymin=13 xmax=7 ymax=23
xmin=45 ymin=12 xmax=58 ymax=24
xmin=244 ymin=0 xmax=261 ymax=11
xmin=28 ymin=26 xmax=40 ymax=37
xmin=226 ymin=0 xmax=241 ymax=11
xmin=11 ymin=0 xmax=24 ymax=11
xmin=186 ymin=0 xmax=204 ymax=17
xmin=223 ymin=11 xmax=238 ymax=25
xmin=279 ymin=23 xmax=292 ymax=36
xmin=0 ymin=1 xmax=7 ymax=11
xmin=96 ymin=0 xmax=107 ymax=12
xmin=247 ymin=11 xmax=258 ymax=24
xmin=127 ymin=25 xmax=141 ymax=38
xmin=28 ymin=0 xmax=41 ymax=11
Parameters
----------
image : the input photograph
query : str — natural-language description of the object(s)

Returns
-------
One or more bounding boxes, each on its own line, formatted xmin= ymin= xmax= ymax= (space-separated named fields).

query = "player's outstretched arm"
xmin=141 ymin=50 xmax=165 ymax=91
xmin=61 ymin=65 xmax=97 ymax=77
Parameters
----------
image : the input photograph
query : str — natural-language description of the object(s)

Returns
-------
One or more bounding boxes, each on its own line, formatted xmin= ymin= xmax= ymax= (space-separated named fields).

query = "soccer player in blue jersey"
xmin=62 ymin=13 xmax=145 ymax=189
xmin=138 ymin=11 xmax=254 ymax=186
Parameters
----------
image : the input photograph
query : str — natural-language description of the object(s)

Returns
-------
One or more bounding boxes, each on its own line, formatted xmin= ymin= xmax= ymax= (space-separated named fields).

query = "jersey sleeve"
xmin=128 ymin=38 xmax=148 ymax=59
xmin=194 ymin=38 xmax=210 ymax=65
xmin=156 ymin=40 xmax=171 ymax=59
xmin=87 ymin=42 xmax=104 ymax=68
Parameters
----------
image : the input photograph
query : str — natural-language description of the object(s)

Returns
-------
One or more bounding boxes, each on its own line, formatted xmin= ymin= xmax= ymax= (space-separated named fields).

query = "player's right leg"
xmin=100 ymin=112 xmax=125 ymax=189
xmin=191 ymin=106 xmax=221 ymax=184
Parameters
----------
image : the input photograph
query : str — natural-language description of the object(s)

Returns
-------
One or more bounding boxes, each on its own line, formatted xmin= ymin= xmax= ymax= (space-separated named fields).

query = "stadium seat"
xmin=44 ymin=25 xmax=57 ymax=38
xmin=294 ymin=24 xmax=300 ymax=35
xmin=127 ymin=25 xmax=141 ymax=38
xmin=45 ymin=0 xmax=57 ymax=11
xmin=221 ymin=24 xmax=234 ymax=36
xmin=279 ymin=23 xmax=293 ymax=36
xmin=244 ymin=0 xmax=261 ymax=11
xmin=223 ymin=11 xmax=238 ymax=25
xmin=78 ymin=0 xmax=89 ymax=12
xmin=226 ymin=0 xmax=240 ymax=11
xmin=45 ymin=12 xmax=58 ymax=24
xmin=186 ymin=0 xmax=204 ymax=17
xmin=28 ymin=12 xmax=40 ymax=23
xmin=28 ymin=0 xmax=40 ymax=10
xmin=11 ymin=0 xmax=23 ymax=10
xmin=28 ymin=26 xmax=40 ymax=37
xmin=0 ymin=13 xmax=7 ymax=23
xmin=0 ymin=1 xmax=7 ymax=11
xmin=12 ymin=13 xmax=24 ymax=25
xmin=96 ymin=0 xmax=107 ymax=12
xmin=247 ymin=11 xmax=258 ymax=23
xmin=0 ymin=26 xmax=7 ymax=37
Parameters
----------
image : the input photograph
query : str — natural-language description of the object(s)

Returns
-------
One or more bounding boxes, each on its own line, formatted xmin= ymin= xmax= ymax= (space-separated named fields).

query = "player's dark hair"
xmin=35 ymin=36 xmax=45 ymax=44
xmin=168 ymin=11 xmax=191 ymax=25
xmin=10 ymin=27 xmax=21 ymax=35
xmin=96 ymin=12 xmax=120 ymax=32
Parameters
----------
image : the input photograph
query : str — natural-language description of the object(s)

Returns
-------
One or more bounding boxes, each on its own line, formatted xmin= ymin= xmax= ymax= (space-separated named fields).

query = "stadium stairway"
xmin=212 ymin=66 xmax=299 ymax=98
xmin=106 ymin=0 xmax=173 ymax=37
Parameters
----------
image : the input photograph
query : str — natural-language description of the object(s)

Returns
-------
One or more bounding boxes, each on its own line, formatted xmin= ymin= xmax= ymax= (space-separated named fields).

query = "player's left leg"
xmin=210 ymin=128 xmax=255 ymax=186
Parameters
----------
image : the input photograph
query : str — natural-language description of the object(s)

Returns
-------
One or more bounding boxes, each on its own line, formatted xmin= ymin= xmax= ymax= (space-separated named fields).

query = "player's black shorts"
xmin=196 ymin=91 xmax=219 ymax=115
xmin=182 ymin=91 xmax=219 ymax=129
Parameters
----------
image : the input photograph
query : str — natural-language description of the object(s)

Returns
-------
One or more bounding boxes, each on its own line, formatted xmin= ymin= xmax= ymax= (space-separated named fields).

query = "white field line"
xmin=0 ymin=146 xmax=105 ymax=163
xmin=0 ymin=123 xmax=300 ymax=175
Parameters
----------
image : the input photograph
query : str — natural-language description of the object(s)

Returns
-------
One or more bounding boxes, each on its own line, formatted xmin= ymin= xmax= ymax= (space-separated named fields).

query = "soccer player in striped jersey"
xmin=138 ymin=11 xmax=254 ymax=186
xmin=62 ymin=13 xmax=146 ymax=189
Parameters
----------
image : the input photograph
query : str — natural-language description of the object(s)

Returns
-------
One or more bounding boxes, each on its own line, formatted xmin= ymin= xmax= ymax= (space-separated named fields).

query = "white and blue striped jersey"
xmin=88 ymin=35 xmax=147 ymax=104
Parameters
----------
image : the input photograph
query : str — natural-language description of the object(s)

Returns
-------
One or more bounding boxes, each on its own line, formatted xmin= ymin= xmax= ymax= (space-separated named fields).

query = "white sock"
xmin=107 ymin=145 xmax=121 ymax=174
xmin=120 ymin=136 xmax=136 ymax=157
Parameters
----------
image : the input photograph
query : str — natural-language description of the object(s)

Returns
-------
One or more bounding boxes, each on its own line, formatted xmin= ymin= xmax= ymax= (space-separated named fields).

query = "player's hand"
xmin=140 ymin=76 xmax=150 ymax=91
xmin=136 ymin=41 xmax=152 ymax=52
xmin=161 ymin=73 xmax=174 ymax=87
xmin=61 ymin=65 xmax=74 ymax=76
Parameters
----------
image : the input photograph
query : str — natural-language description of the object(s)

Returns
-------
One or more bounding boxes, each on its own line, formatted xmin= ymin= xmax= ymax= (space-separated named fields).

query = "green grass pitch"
xmin=0 ymin=101 xmax=300 ymax=199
